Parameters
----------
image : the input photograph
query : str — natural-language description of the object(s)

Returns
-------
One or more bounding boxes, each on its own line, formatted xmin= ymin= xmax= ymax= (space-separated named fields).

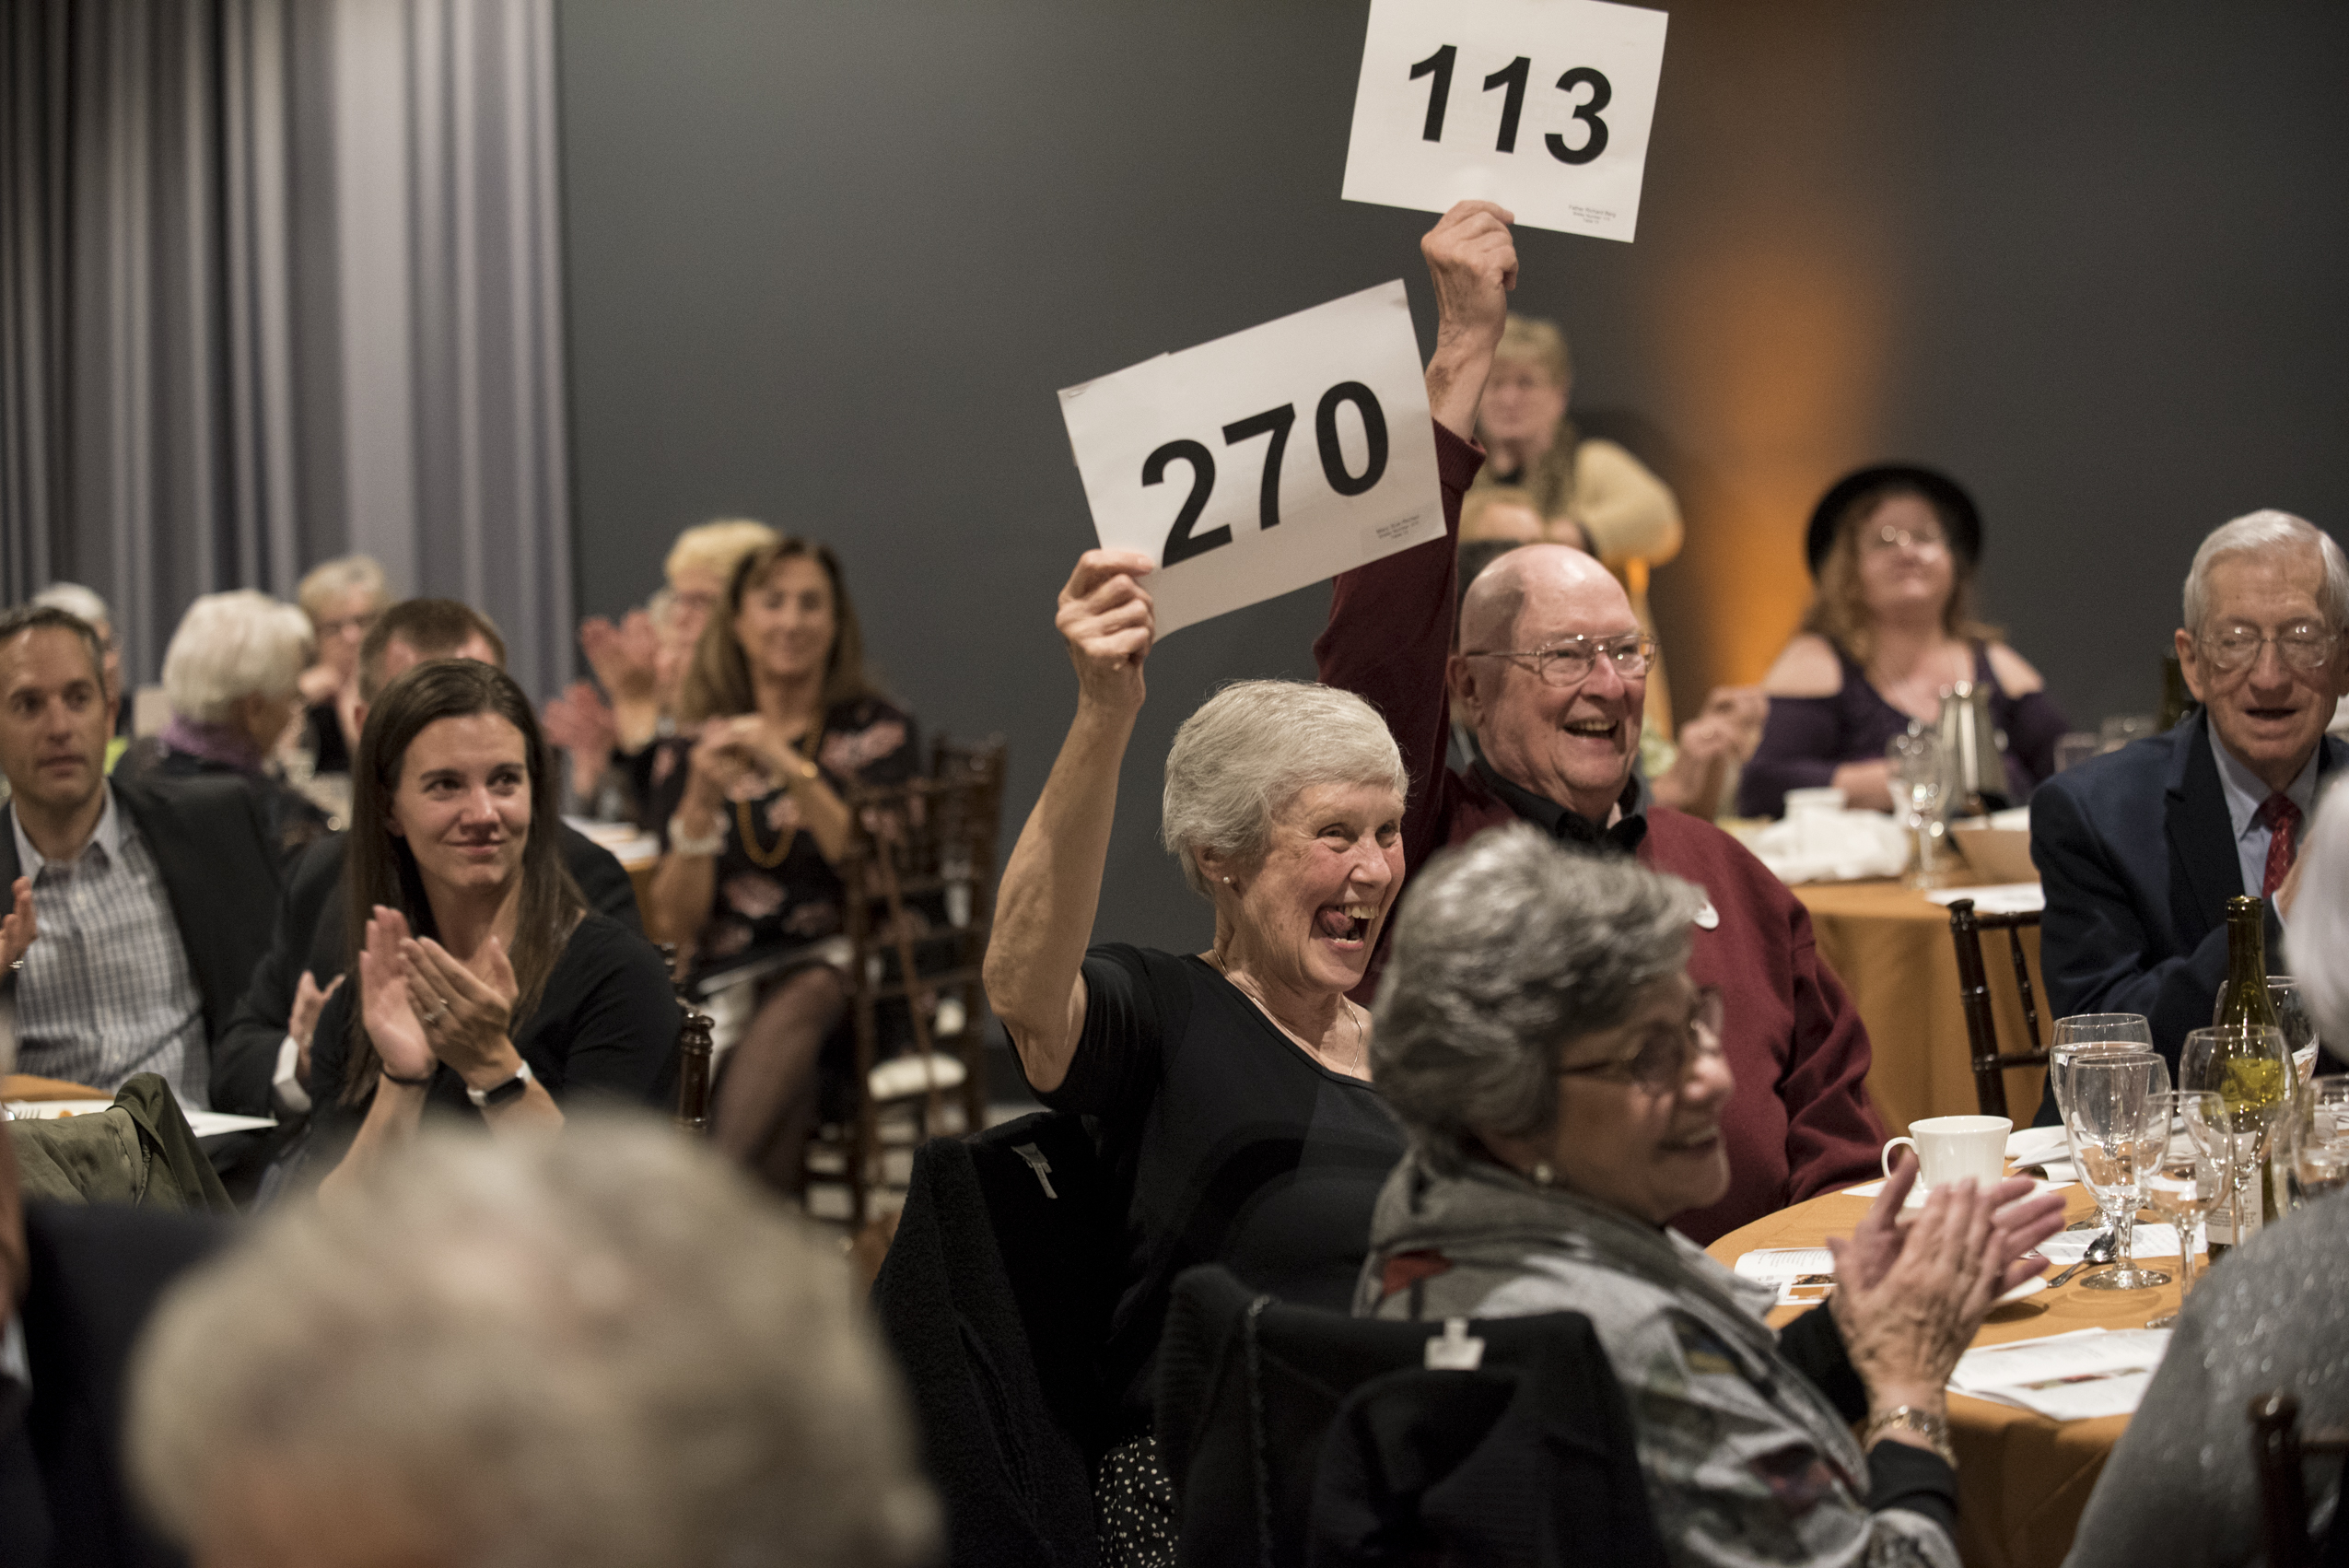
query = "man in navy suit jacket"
xmin=2031 ymin=510 xmax=2349 ymax=1105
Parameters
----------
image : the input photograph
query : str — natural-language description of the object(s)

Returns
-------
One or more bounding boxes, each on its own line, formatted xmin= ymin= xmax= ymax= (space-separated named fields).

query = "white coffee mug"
xmin=1881 ymin=1114 xmax=2011 ymax=1189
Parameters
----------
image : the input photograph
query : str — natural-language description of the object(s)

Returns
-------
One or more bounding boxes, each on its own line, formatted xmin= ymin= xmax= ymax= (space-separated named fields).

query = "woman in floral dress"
xmin=645 ymin=537 xmax=916 ymax=1188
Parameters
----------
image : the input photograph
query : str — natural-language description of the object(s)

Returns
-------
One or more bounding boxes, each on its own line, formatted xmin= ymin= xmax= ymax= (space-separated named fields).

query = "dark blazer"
xmin=0 ymin=1202 xmax=232 ymax=1568
xmin=2030 ymin=708 xmax=2348 ymax=1077
xmin=0 ymin=775 xmax=283 ymax=1064
xmin=209 ymin=823 xmax=642 ymax=1115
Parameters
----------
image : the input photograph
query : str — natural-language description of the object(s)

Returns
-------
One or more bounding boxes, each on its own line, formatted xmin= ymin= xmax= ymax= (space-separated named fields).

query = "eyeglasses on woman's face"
xmin=1460 ymin=632 xmax=1657 ymax=688
xmin=1862 ymin=523 xmax=1946 ymax=556
xmin=1556 ymin=986 xmax=1724 ymax=1095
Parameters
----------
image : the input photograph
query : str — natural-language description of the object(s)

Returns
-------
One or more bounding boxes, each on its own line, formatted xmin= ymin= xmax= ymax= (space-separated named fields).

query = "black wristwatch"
xmin=466 ymin=1059 xmax=535 ymax=1109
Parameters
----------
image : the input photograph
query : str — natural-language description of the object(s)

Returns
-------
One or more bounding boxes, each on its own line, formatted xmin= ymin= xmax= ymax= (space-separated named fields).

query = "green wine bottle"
xmin=2214 ymin=895 xmax=2282 ymax=1034
xmin=2209 ymin=895 xmax=2289 ymax=1252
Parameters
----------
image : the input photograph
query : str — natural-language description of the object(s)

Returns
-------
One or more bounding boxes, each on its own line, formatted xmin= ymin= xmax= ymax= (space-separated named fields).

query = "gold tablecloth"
xmin=2 ymin=1073 xmax=107 ymax=1101
xmin=1709 ymin=1185 xmax=2171 ymax=1568
xmin=1794 ymin=880 xmax=2047 ymax=1134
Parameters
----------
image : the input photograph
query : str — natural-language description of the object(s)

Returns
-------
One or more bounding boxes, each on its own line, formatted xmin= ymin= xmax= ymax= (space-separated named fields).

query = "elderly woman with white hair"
xmin=1358 ymin=825 xmax=2067 ymax=1568
xmin=130 ymin=589 xmax=332 ymax=857
xmin=985 ymin=548 xmax=1414 ymax=1560
xmin=2058 ymin=773 xmax=2349 ymax=1568
xmin=128 ymin=1117 xmax=939 ymax=1568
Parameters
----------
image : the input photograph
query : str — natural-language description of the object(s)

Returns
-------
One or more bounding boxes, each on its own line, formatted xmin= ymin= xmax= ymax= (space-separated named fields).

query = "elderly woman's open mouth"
xmin=1659 ymin=1122 xmax=1723 ymax=1155
xmin=1315 ymin=902 xmax=1377 ymax=948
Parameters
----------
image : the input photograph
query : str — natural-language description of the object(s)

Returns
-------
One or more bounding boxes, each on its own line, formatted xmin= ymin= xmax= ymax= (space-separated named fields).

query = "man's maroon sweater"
xmin=1315 ymin=425 xmax=1885 ymax=1243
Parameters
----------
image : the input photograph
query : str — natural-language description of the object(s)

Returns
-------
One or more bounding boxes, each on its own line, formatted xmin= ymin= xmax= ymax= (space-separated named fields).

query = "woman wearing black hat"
xmin=1735 ymin=465 xmax=2067 ymax=817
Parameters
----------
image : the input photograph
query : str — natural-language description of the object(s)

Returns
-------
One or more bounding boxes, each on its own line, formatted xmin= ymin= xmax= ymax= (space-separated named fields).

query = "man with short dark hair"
xmin=2031 ymin=510 xmax=2349 ymax=1082
xmin=209 ymin=599 xmax=642 ymax=1117
xmin=0 ymin=607 xmax=282 ymax=1109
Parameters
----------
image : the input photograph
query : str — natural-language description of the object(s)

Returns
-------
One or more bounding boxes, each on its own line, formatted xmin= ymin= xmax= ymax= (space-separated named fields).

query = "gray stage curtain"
xmin=0 ymin=0 xmax=573 ymax=700
xmin=331 ymin=0 xmax=573 ymax=702
xmin=0 ymin=0 xmax=309 ymax=683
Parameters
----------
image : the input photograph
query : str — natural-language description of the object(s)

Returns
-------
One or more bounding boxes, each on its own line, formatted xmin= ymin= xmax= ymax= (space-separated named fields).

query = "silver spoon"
xmin=2045 ymin=1232 xmax=2118 ymax=1288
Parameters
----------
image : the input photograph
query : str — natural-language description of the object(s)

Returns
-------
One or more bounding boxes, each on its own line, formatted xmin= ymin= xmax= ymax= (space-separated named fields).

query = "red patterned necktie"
xmin=2259 ymin=792 xmax=2303 ymax=898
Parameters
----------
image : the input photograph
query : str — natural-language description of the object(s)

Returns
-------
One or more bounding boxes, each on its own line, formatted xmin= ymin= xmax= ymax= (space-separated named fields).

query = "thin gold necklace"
xmin=1209 ymin=953 xmax=1368 ymax=1077
xmin=732 ymin=718 xmax=821 ymax=870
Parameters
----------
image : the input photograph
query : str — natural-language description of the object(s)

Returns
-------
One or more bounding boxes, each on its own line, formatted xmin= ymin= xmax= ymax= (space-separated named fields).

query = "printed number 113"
xmin=1408 ymin=44 xmax=1611 ymax=165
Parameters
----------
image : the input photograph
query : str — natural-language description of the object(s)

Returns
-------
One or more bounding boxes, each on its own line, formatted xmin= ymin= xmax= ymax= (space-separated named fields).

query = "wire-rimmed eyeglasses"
xmin=1556 ymin=987 xmax=1724 ymax=1094
xmin=2195 ymin=621 xmax=2337 ymax=677
xmin=1460 ymin=632 xmax=1658 ymax=687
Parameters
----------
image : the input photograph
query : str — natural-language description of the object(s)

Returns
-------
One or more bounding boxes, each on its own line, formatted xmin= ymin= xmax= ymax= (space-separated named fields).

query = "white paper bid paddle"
xmin=1342 ymin=0 xmax=1668 ymax=243
xmin=1058 ymin=281 xmax=1443 ymax=638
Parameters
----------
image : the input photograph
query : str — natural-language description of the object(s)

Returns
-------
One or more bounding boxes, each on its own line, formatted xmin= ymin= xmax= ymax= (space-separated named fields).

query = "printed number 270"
xmin=1145 ymin=383 xmax=1390 ymax=567
xmin=1408 ymin=44 xmax=1610 ymax=165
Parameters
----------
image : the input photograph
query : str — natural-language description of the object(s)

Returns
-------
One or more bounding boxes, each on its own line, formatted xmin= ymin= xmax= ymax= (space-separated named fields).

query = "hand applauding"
xmin=356 ymin=905 xmax=520 ymax=1089
xmin=0 ymin=876 xmax=36 ymax=974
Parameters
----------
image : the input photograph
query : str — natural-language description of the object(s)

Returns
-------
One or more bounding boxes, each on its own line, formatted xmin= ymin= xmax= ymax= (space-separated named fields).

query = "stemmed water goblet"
xmin=2048 ymin=1014 xmax=2156 ymax=1231
xmin=2144 ymin=1090 xmax=2230 ymax=1328
xmin=2180 ymin=1024 xmax=2291 ymax=1250
xmin=2284 ymin=1075 xmax=2349 ymax=1209
xmin=2064 ymin=1052 xmax=2171 ymax=1291
xmin=1886 ymin=729 xmax=1947 ymax=889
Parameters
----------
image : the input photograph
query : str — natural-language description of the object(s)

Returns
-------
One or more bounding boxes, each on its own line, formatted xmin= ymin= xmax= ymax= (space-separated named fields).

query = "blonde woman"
xmin=296 ymin=555 xmax=389 ymax=774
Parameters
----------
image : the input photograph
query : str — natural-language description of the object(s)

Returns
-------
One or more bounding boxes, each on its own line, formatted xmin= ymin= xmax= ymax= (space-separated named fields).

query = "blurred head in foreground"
xmin=128 ymin=1117 xmax=939 ymax=1568
xmin=2293 ymin=774 xmax=2349 ymax=1048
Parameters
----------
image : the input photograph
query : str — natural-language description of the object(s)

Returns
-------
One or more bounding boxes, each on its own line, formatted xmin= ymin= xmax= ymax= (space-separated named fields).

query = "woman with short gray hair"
xmin=130 ymin=1117 xmax=939 ymax=1568
xmin=986 ymin=548 xmax=1412 ymax=1563
xmin=128 ymin=590 xmax=331 ymax=857
xmin=1361 ymin=825 xmax=2067 ymax=1568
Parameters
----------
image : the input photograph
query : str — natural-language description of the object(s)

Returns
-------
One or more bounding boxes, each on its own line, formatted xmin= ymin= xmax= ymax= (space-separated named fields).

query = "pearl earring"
xmin=1221 ymin=876 xmax=1232 ymax=884
xmin=1531 ymin=1162 xmax=1555 ymax=1188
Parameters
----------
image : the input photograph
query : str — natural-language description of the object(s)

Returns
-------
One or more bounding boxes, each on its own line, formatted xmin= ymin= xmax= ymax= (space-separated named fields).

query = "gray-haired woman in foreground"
xmin=1359 ymin=825 xmax=2066 ymax=1568
xmin=985 ymin=548 xmax=1414 ymax=1561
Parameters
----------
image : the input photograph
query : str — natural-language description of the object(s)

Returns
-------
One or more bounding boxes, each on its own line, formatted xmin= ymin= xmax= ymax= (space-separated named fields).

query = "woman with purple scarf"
xmin=125 ymin=590 xmax=333 ymax=860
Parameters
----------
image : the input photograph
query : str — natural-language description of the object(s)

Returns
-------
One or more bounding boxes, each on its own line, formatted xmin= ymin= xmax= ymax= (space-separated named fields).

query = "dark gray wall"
xmin=555 ymin=0 xmax=2349 ymax=954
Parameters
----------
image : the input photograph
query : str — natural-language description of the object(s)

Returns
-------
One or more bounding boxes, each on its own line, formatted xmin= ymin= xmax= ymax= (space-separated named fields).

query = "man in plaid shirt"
xmin=0 ymin=605 xmax=280 ymax=1111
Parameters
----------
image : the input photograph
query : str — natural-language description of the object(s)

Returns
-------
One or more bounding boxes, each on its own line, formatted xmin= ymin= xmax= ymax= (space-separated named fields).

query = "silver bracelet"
xmin=667 ymin=813 xmax=725 ymax=858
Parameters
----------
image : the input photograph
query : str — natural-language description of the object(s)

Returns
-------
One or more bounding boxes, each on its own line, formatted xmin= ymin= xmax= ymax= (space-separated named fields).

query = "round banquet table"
xmin=1793 ymin=878 xmax=2048 ymax=1136
xmin=1708 ymin=1181 xmax=2180 ymax=1568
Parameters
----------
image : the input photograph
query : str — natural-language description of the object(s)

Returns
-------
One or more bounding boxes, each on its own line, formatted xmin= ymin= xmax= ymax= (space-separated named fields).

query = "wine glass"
xmin=2144 ymin=1090 xmax=2230 ymax=1328
xmin=2180 ymin=1024 xmax=2293 ymax=1249
xmin=2285 ymin=1074 xmax=2349 ymax=1208
xmin=2268 ymin=978 xmax=2320 ymax=1085
xmin=2049 ymin=1014 xmax=2156 ymax=1228
xmin=1887 ymin=729 xmax=1947 ymax=888
xmin=2064 ymin=1052 xmax=2171 ymax=1291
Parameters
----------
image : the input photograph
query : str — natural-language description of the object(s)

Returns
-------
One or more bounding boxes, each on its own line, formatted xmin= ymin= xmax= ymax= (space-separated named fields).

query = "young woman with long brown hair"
xmin=307 ymin=660 xmax=676 ymax=1194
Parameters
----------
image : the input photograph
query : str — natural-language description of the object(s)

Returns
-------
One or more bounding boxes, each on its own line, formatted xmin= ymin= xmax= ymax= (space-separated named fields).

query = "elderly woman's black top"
xmin=1027 ymin=942 xmax=1406 ymax=1424
xmin=302 ymin=912 xmax=679 ymax=1174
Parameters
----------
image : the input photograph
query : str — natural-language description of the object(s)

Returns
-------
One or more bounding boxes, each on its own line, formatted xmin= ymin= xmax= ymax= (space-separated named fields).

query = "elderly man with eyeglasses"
xmin=2029 ymin=511 xmax=2349 ymax=1097
xmin=1315 ymin=203 xmax=1884 ymax=1243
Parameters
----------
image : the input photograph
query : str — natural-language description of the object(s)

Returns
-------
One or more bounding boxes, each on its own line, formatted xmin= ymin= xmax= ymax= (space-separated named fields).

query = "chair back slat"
xmin=2253 ymin=1393 xmax=2318 ymax=1568
xmin=825 ymin=736 xmax=1010 ymax=1221
xmin=1946 ymin=898 xmax=2051 ymax=1118
xmin=2005 ymin=925 xmax=2043 ymax=1053
xmin=2250 ymin=1391 xmax=2349 ymax=1568
xmin=1947 ymin=898 xmax=2009 ymax=1118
